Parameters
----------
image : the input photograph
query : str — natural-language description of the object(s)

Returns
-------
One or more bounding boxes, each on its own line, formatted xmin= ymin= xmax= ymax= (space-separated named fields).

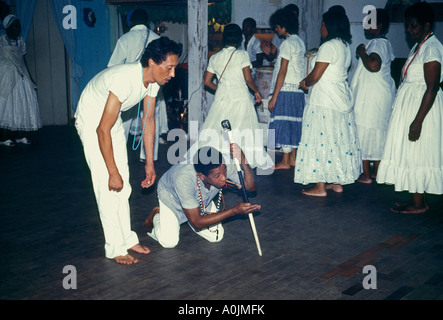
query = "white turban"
xmin=3 ymin=14 xmax=18 ymax=29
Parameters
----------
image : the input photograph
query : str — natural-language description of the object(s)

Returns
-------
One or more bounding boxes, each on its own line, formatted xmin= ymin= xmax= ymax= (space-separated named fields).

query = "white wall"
xmin=231 ymin=0 xmax=442 ymax=82
xmin=323 ymin=0 xmax=443 ymax=81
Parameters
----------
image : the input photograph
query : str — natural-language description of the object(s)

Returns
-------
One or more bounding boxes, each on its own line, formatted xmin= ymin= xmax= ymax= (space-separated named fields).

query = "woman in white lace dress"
xmin=377 ymin=2 xmax=443 ymax=214
xmin=295 ymin=8 xmax=362 ymax=196
xmin=0 ymin=15 xmax=41 ymax=146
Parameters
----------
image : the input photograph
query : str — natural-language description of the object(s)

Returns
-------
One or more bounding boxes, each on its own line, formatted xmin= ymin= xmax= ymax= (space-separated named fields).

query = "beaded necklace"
xmin=196 ymin=174 xmax=224 ymax=216
xmin=401 ymin=32 xmax=433 ymax=82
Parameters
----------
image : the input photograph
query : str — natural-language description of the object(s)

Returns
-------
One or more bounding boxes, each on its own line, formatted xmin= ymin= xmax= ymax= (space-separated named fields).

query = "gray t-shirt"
xmin=157 ymin=160 xmax=241 ymax=225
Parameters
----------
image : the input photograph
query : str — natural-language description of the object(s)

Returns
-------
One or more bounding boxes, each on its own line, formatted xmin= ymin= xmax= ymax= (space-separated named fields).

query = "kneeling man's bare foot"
xmin=130 ymin=243 xmax=151 ymax=255
xmin=114 ymin=254 xmax=139 ymax=265
xmin=145 ymin=207 xmax=159 ymax=228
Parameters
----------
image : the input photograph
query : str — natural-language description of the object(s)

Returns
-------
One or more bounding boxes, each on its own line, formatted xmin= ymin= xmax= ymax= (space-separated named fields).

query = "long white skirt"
xmin=377 ymin=82 xmax=443 ymax=194
xmin=294 ymin=104 xmax=362 ymax=185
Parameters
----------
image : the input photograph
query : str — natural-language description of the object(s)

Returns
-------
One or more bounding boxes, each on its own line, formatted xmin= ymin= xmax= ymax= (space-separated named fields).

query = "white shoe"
xmin=15 ymin=137 xmax=31 ymax=144
xmin=159 ymin=137 xmax=167 ymax=144
xmin=0 ymin=139 xmax=15 ymax=146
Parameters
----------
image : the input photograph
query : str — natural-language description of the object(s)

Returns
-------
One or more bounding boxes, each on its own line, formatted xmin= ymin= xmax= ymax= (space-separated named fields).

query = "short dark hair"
xmin=242 ymin=17 xmax=256 ymax=29
xmin=405 ymin=1 xmax=435 ymax=30
xmin=193 ymin=147 xmax=224 ymax=176
xmin=270 ymin=8 xmax=299 ymax=35
xmin=376 ymin=8 xmax=390 ymax=34
xmin=322 ymin=9 xmax=352 ymax=44
xmin=284 ymin=4 xmax=299 ymax=17
xmin=140 ymin=37 xmax=182 ymax=67
xmin=129 ymin=8 xmax=148 ymax=27
xmin=223 ymin=23 xmax=243 ymax=48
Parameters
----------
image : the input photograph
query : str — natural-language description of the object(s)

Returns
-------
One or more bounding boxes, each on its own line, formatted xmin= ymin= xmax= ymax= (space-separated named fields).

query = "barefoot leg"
xmin=274 ymin=153 xmax=292 ymax=170
xmin=358 ymin=160 xmax=372 ymax=183
xmin=302 ymin=182 xmax=327 ymax=197
xmin=372 ymin=161 xmax=380 ymax=178
xmin=391 ymin=193 xmax=428 ymax=214
xmin=113 ymin=254 xmax=139 ymax=265
xmin=325 ymin=183 xmax=343 ymax=193
xmin=289 ymin=149 xmax=297 ymax=167
xmin=130 ymin=243 xmax=151 ymax=255
xmin=145 ymin=207 xmax=159 ymax=228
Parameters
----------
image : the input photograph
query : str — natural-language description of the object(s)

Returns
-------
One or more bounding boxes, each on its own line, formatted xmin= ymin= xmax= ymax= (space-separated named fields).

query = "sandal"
xmin=0 ymin=139 xmax=16 ymax=147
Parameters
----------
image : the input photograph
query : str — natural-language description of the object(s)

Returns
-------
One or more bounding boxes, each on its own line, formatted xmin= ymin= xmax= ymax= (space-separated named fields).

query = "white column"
xmin=187 ymin=0 xmax=208 ymax=143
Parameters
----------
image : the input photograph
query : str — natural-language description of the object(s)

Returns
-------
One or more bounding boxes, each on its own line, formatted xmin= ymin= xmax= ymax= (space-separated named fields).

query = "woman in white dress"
xmin=0 ymin=15 xmax=41 ymax=146
xmin=200 ymin=23 xmax=273 ymax=170
xmin=295 ymin=9 xmax=362 ymax=196
xmin=351 ymin=8 xmax=396 ymax=183
xmin=377 ymin=2 xmax=443 ymax=214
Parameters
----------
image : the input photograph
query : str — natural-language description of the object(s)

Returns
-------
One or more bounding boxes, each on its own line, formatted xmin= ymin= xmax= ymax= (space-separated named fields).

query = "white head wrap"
xmin=3 ymin=14 xmax=18 ymax=29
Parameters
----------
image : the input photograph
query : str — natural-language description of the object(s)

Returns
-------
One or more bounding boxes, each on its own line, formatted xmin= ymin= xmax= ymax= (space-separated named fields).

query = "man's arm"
xmin=184 ymin=202 xmax=261 ymax=230
xmin=231 ymin=143 xmax=256 ymax=192
xmin=96 ymin=92 xmax=123 ymax=191
xmin=141 ymin=95 xmax=157 ymax=188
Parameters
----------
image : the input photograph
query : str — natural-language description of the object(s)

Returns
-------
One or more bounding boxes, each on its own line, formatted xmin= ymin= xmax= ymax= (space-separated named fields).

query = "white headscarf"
xmin=3 ymin=14 xmax=18 ymax=29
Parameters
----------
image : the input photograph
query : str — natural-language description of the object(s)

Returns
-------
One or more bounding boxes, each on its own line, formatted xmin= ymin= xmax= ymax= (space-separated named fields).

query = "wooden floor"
xmin=1 ymin=126 xmax=443 ymax=304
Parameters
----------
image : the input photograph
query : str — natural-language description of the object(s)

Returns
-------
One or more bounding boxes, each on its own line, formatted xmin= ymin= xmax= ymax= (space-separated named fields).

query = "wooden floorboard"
xmin=1 ymin=126 xmax=443 ymax=305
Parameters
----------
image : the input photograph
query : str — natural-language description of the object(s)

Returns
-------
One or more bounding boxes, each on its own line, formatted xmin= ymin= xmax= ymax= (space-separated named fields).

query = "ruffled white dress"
xmin=294 ymin=39 xmax=362 ymax=185
xmin=199 ymin=46 xmax=273 ymax=169
xmin=351 ymin=37 xmax=396 ymax=160
xmin=0 ymin=34 xmax=41 ymax=131
xmin=376 ymin=36 xmax=443 ymax=194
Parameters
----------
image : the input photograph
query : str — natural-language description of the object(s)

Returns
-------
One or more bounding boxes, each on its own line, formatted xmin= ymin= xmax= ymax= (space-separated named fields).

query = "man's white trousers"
xmin=148 ymin=200 xmax=224 ymax=248
xmin=76 ymin=120 xmax=139 ymax=259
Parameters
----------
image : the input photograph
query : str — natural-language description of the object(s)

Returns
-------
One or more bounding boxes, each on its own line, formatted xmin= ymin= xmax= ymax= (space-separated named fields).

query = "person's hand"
xmin=299 ymin=79 xmax=309 ymax=92
xmin=109 ymin=172 xmax=123 ymax=192
xmin=230 ymin=143 xmax=242 ymax=162
xmin=356 ymin=44 xmax=366 ymax=58
xmin=408 ymin=119 xmax=423 ymax=141
xmin=268 ymin=95 xmax=277 ymax=113
xmin=141 ymin=163 xmax=156 ymax=188
xmin=260 ymin=41 xmax=271 ymax=56
xmin=254 ymin=91 xmax=263 ymax=103
xmin=233 ymin=202 xmax=261 ymax=215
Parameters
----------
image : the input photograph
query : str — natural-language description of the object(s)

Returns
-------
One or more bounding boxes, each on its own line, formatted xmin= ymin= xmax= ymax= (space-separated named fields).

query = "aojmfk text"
xmin=178 ymin=303 xmax=265 ymax=317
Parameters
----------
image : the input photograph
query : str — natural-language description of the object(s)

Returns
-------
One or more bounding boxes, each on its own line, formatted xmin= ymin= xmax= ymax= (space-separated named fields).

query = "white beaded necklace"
xmin=196 ymin=174 xmax=224 ymax=215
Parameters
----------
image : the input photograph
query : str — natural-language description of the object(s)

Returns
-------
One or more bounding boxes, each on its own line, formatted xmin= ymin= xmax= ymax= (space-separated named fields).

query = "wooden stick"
xmin=221 ymin=120 xmax=263 ymax=256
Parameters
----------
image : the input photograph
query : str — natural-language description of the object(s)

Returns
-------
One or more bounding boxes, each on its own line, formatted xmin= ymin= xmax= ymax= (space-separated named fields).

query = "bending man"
xmin=75 ymin=37 xmax=181 ymax=264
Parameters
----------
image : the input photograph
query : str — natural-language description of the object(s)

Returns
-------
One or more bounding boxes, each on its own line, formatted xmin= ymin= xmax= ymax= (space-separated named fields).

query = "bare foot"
xmin=391 ymin=202 xmax=429 ymax=214
xmin=325 ymin=184 xmax=343 ymax=193
xmin=130 ymin=243 xmax=151 ymax=255
xmin=145 ymin=207 xmax=159 ymax=228
xmin=113 ymin=254 xmax=139 ymax=265
xmin=273 ymin=162 xmax=291 ymax=170
xmin=302 ymin=187 xmax=327 ymax=197
xmin=358 ymin=174 xmax=372 ymax=184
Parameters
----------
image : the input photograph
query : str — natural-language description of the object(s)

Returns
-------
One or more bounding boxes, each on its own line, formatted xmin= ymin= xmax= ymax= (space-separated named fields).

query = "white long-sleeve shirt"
xmin=108 ymin=24 xmax=160 ymax=67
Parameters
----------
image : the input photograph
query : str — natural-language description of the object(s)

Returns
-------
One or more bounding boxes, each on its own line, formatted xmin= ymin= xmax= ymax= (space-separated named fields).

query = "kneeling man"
xmin=145 ymin=144 xmax=260 ymax=248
